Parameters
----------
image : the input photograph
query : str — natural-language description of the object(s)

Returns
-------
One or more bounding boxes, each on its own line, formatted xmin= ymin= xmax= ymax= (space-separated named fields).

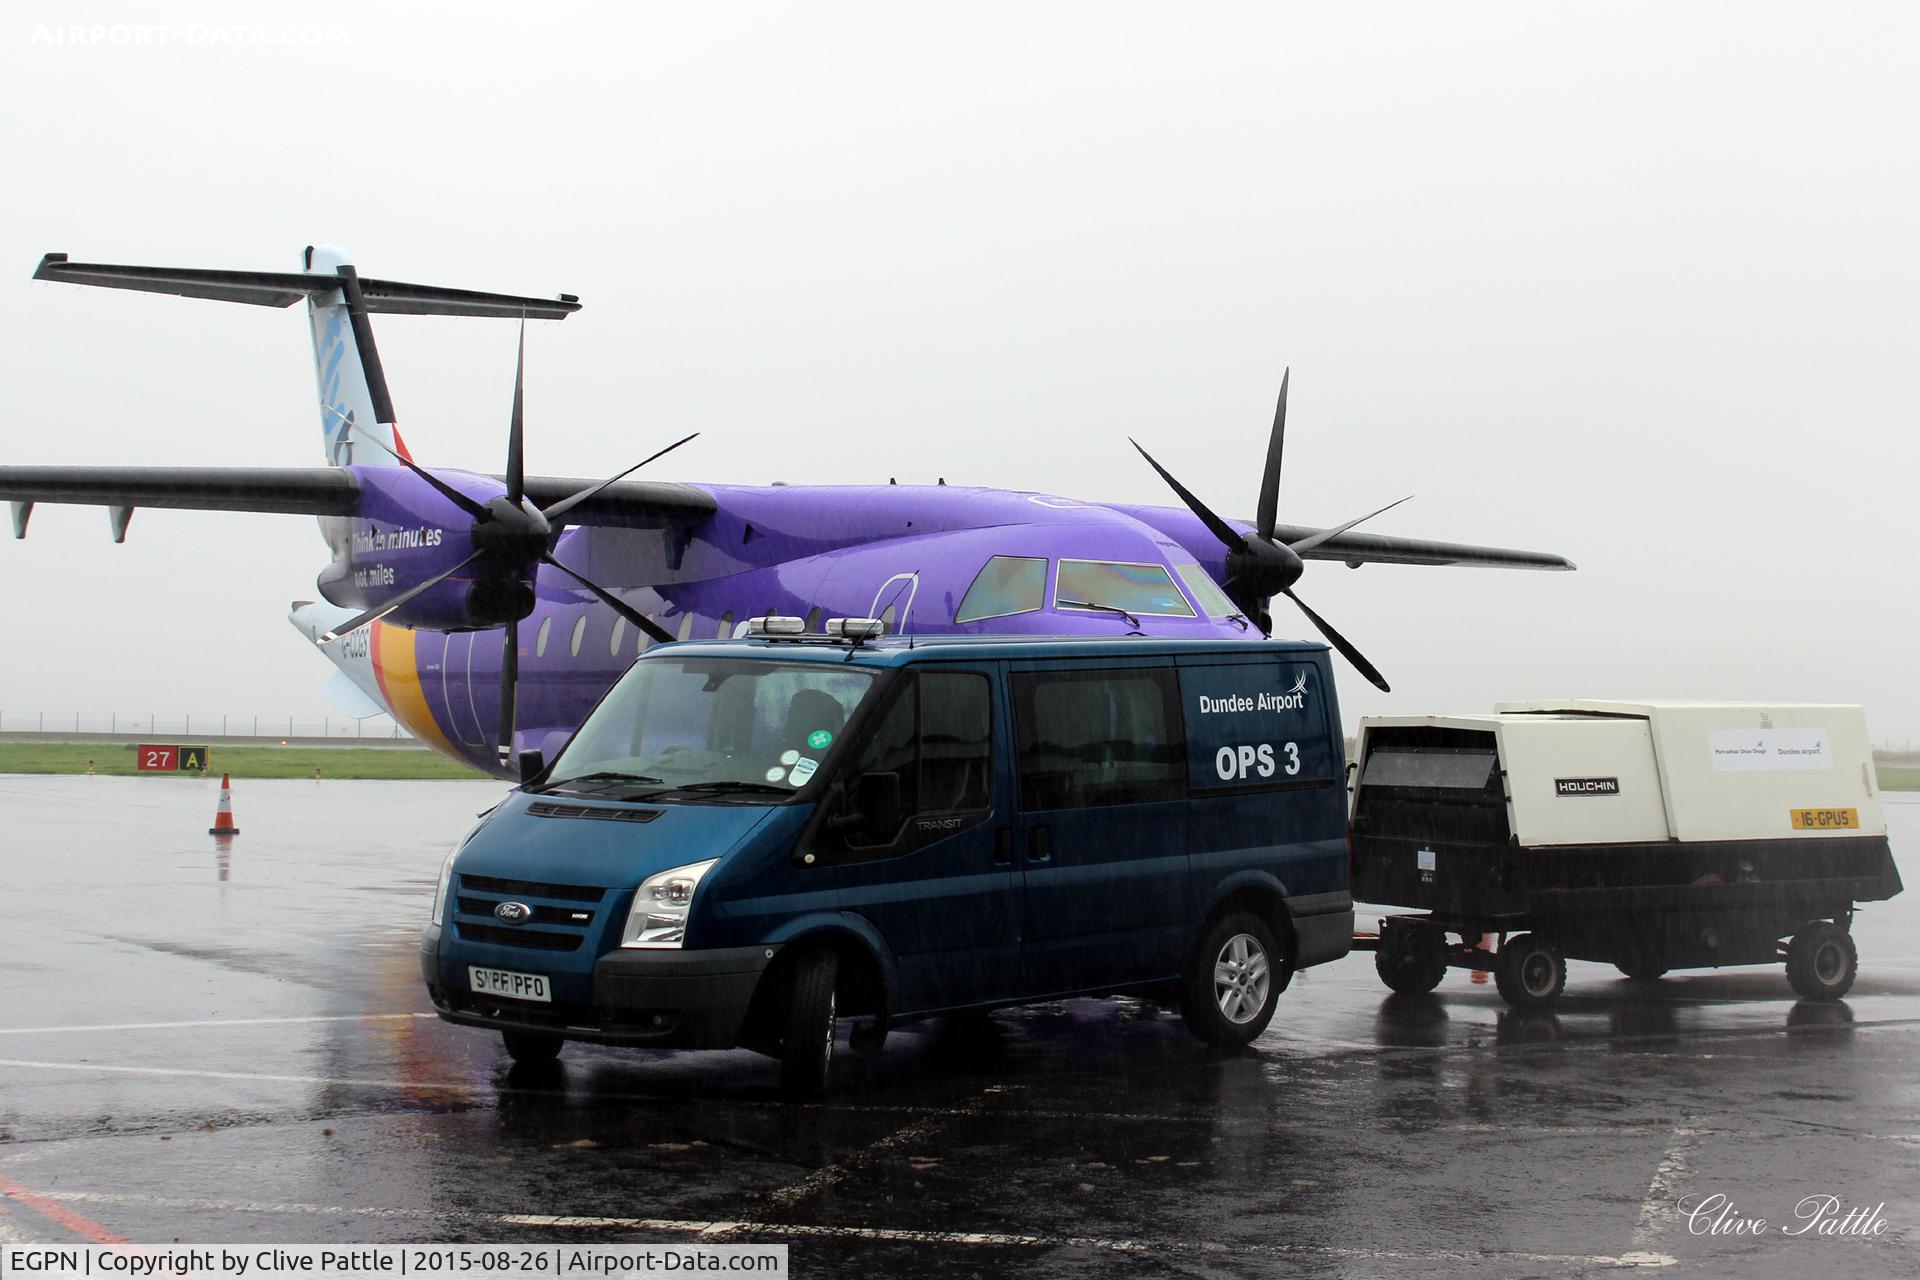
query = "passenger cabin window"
xmin=1056 ymin=560 xmax=1196 ymax=617
xmin=835 ymin=670 xmax=992 ymax=852
xmin=954 ymin=555 xmax=1047 ymax=623
xmin=1013 ymin=668 xmax=1185 ymax=809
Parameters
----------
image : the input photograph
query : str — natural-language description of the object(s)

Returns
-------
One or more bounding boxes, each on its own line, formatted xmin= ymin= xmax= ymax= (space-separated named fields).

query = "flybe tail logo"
xmin=1196 ymin=671 xmax=1310 ymax=715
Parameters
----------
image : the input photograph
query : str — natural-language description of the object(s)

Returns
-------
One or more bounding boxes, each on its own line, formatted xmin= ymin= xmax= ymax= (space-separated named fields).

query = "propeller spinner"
xmin=1131 ymin=369 xmax=1407 ymax=693
xmin=321 ymin=323 xmax=694 ymax=765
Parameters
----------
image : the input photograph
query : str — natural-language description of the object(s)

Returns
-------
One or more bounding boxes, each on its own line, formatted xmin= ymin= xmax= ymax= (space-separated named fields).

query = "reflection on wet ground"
xmin=0 ymin=777 xmax=1916 ymax=1277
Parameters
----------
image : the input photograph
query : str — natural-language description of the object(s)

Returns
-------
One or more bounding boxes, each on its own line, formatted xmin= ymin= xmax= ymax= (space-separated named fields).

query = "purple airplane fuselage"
xmin=328 ymin=468 xmax=1257 ymax=776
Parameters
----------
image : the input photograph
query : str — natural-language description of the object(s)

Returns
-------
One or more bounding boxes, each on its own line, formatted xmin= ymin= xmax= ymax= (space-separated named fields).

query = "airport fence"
xmin=0 ymin=710 xmax=414 ymax=742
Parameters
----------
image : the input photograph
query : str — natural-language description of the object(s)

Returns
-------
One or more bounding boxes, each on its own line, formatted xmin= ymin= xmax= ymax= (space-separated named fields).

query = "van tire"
xmin=1180 ymin=912 xmax=1282 ymax=1046
xmin=502 ymin=1031 xmax=563 ymax=1064
xmin=1493 ymin=934 xmax=1565 ymax=1010
xmin=1375 ymin=927 xmax=1448 ymax=995
xmin=1786 ymin=923 xmax=1856 ymax=1001
xmin=779 ymin=948 xmax=839 ymax=1098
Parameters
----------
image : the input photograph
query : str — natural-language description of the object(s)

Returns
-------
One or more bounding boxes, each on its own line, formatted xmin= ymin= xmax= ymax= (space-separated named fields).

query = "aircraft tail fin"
xmin=32 ymin=248 xmax=582 ymax=468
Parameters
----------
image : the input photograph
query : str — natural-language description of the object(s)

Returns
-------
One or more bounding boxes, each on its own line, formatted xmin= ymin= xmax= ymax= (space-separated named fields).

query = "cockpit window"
xmin=1172 ymin=562 xmax=1239 ymax=618
xmin=955 ymin=555 xmax=1048 ymax=623
xmin=1056 ymin=560 xmax=1196 ymax=617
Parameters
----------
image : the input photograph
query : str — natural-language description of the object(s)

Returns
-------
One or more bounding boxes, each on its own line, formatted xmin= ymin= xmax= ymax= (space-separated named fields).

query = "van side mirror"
xmin=826 ymin=771 xmax=904 ymax=844
xmin=519 ymin=750 xmax=546 ymax=787
xmin=857 ymin=771 xmax=904 ymax=838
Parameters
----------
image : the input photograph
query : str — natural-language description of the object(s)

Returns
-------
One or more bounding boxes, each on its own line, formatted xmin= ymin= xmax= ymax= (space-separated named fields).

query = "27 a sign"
xmin=137 ymin=743 xmax=210 ymax=772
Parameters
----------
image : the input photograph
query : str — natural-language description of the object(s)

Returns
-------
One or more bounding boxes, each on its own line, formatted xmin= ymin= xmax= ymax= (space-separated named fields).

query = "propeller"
xmin=1130 ymin=369 xmax=1407 ymax=692
xmin=323 ymin=323 xmax=695 ymax=765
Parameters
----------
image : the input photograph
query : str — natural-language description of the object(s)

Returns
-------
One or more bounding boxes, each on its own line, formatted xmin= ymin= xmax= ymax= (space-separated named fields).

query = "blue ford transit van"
xmin=422 ymin=629 xmax=1352 ymax=1095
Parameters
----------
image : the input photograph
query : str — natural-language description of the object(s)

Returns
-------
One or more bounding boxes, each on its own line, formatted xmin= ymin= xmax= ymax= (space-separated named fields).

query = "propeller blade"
xmin=505 ymin=321 xmax=526 ymax=508
xmin=1282 ymin=587 xmax=1389 ymax=693
xmin=1129 ymin=439 xmax=1248 ymax=553
xmin=1286 ymin=495 xmax=1413 ymax=557
xmin=540 ymin=553 xmax=675 ymax=644
xmin=319 ymin=549 xmax=486 ymax=642
xmin=342 ymin=418 xmax=488 ymax=521
xmin=1254 ymin=368 xmax=1288 ymax=541
xmin=540 ymin=432 xmax=700 ymax=524
xmin=498 ymin=622 xmax=518 ymax=768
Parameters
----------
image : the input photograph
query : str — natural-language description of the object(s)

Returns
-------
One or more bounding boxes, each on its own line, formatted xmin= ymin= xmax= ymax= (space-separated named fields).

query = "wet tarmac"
xmin=1 ymin=773 xmax=1916 ymax=1277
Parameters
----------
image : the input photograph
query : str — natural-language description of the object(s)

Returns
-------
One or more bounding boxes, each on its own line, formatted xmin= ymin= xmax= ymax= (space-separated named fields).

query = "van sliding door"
xmin=1010 ymin=664 xmax=1189 ymax=993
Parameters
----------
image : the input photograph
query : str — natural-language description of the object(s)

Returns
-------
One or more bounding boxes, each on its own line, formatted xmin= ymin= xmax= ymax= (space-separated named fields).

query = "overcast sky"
xmin=1 ymin=2 xmax=1914 ymax=743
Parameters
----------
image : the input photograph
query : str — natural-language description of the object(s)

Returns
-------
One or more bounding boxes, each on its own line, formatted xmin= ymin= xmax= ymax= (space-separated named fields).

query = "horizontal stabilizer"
xmin=34 ymin=254 xmax=581 ymax=319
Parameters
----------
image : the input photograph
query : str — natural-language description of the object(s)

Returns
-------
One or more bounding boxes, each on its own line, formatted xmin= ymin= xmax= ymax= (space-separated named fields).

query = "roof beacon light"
xmin=745 ymin=615 xmax=807 ymax=637
xmin=824 ymin=617 xmax=886 ymax=642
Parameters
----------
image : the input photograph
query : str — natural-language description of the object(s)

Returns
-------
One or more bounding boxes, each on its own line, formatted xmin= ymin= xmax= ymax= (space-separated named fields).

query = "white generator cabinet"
xmin=1349 ymin=702 xmax=1900 ymax=1010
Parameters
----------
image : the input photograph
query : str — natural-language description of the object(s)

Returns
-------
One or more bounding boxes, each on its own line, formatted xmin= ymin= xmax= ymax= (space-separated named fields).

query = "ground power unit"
xmin=1348 ymin=701 xmax=1901 ymax=1009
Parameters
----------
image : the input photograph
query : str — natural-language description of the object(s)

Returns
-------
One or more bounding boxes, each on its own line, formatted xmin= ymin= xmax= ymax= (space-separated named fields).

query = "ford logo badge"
xmin=494 ymin=901 xmax=532 ymax=925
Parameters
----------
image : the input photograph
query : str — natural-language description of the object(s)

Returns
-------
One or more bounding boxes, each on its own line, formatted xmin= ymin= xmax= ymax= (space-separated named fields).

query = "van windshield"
xmin=543 ymin=658 xmax=878 ymax=800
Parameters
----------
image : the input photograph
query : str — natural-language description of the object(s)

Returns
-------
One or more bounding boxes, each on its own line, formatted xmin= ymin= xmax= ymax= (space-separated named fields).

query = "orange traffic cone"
xmin=208 ymin=773 xmax=240 ymax=836
xmin=1471 ymin=933 xmax=1497 ymax=985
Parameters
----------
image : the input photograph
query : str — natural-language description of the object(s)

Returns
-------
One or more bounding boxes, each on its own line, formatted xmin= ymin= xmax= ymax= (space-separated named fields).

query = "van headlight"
xmin=622 ymin=859 xmax=719 ymax=949
xmin=429 ymin=841 xmax=461 ymax=924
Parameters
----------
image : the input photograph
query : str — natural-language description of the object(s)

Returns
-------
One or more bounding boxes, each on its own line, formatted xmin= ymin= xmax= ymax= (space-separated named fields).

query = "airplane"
xmin=0 ymin=247 xmax=1575 ymax=780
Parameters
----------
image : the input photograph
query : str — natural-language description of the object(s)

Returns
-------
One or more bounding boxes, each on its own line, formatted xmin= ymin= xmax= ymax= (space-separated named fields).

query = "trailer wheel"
xmin=501 ymin=1031 xmax=563 ymax=1064
xmin=779 ymin=948 xmax=839 ymax=1098
xmin=1785 ymin=923 xmax=1857 ymax=1001
xmin=1375 ymin=927 xmax=1448 ymax=995
xmin=1494 ymin=934 xmax=1566 ymax=1010
xmin=1180 ymin=913 xmax=1282 ymax=1045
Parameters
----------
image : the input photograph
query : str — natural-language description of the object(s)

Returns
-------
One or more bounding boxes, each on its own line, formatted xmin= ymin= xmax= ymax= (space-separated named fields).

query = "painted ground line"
xmin=0 ymin=1173 xmax=130 ymax=1245
xmin=1631 ymin=1123 xmax=1707 ymax=1253
xmin=0 ymin=1014 xmax=436 ymax=1037
xmin=0 ymin=1060 xmax=474 ymax=1094
xmin=38 ymin=1191 xmax=1675 ymax=1267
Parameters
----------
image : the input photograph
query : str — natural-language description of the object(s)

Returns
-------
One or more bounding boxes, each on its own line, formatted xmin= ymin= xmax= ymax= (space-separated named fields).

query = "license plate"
xmin=1790 ymin=808 xmax=1859 ymax=830
xmin=468 ymin=965 xmax=552 ymax=1003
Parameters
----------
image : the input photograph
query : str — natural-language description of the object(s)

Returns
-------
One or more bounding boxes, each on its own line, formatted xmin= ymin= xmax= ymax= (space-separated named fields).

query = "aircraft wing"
xmin=0 ymin=466 xmax=715 ymax=533
xmin=1267 ymin=522 xmax=1576 ymax=570
xmin=0 ymin=466 xmax=363 ymax=517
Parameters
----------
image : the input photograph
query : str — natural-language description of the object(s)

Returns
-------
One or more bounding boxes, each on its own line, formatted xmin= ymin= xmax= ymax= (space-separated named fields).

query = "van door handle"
xmin=1027 ymin=826 xmax=1051 ymax=864
xmin=994 ymin=829 xmax=1013 ymax=864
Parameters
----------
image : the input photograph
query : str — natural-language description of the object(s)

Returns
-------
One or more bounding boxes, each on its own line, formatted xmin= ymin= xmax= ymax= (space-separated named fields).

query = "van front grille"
xmin=459 ymin=874 xmax=605 ymax=903
xmin=456 ymin=923 xmax=584 ymax=952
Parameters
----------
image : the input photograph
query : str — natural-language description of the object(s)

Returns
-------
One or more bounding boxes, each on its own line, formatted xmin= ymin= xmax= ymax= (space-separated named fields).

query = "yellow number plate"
xmin=1790 ymin=808 xmax=1859 ymax=830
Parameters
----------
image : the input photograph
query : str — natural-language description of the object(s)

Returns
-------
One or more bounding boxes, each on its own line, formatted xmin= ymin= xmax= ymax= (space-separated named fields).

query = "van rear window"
xmin=1013 ymin=667 xmax=1184 ymax=810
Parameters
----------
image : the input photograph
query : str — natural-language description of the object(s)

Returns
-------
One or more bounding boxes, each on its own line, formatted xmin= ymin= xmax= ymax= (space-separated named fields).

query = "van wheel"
xmin=502 ymin=1030 xmax=563 ymax=1064
xmin=1181 ymin=913 xmax=1282 ymax=1046
xmin=1493 ymin=934 xmax=1565 ymax=1010
xmin=1786 ymin=923 xmax=1857 ymax=1001
xmin=779 ymin=949 xmax=839 ymax=1098
xmin=1375 ymin=926 xmax=1448 ymax=995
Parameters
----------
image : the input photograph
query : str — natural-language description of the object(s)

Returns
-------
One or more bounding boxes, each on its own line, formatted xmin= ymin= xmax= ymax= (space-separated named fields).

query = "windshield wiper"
xmin=1058 ymin=598 xmax=1144 ymax=631
xmin=540 ymin=769 xmax=666 ymax=793
xmin=668 ymin=780 xmax=794 ymax=797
